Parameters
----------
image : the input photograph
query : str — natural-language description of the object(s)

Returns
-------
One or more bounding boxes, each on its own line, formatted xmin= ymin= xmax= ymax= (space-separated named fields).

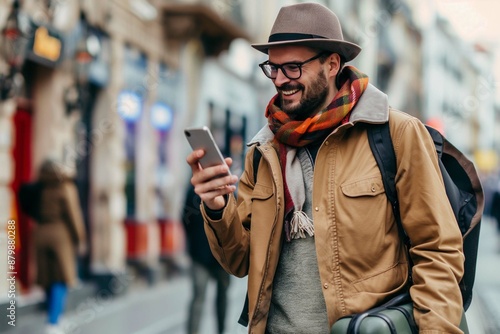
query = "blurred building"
xmin=330 ymin=0 xmax=497 ymax=165
xmin=422 ymin=15 xmax=492 ymax=157
xmin=0 ymin=0 xmax=270 ymax=314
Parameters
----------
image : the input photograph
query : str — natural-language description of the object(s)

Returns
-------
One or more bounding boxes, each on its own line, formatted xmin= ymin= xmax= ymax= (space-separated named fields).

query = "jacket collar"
xmin=248 ymin=83 xmax=389 ymax=147
xmin=349 ymin=83 xmax=389 ymax=124
xmin=248 ymin=124 xmax=274 ymax=146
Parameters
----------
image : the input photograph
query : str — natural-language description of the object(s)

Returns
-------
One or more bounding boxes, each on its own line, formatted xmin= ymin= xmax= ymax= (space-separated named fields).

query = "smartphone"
xmin=184 ymin=126 xmax=231 ymax=175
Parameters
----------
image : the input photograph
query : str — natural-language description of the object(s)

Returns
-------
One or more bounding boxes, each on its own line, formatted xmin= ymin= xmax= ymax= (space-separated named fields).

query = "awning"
xmin=160 ymin=3 xmax=249 ymax=56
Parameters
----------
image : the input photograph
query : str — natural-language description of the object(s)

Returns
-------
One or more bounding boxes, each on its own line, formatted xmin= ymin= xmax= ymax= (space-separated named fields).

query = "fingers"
xmin=187 ymin=149 xmax=238 ymax=210
xmin=198 ymin=184 xmax=236 ymax=204
xmin=186 ymin=149 xmax=204 ymax=172
xmin=187 ymin=150 xmax=233 ymax=184
xmin=193 ymin=173 xmax=237 ymax=194
xmin=192 ymin=173 xmax=238 ymax=211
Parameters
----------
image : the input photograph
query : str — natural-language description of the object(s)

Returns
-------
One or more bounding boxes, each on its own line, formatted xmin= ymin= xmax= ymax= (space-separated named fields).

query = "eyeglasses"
xmin=258 ymin=53 xmax=325 ymax=80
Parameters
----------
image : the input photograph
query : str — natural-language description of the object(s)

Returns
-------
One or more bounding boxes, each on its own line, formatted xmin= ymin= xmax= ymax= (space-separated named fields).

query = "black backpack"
xmin=18 ymin=181 xmax=42 ymax=221
xmin=367 ymin=122 xmax=484 ymax=311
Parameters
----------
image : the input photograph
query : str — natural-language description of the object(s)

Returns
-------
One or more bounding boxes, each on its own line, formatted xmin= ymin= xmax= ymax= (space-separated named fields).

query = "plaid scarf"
xmin=266 ymin=65 xmax=369 ymax=147
xmin=266 ymin=66 xmax=369 ymax=241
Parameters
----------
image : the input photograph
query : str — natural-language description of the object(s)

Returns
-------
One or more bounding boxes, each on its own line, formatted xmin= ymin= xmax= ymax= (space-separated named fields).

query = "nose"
xmin=274 ymin=68 xmax=290 ymax=86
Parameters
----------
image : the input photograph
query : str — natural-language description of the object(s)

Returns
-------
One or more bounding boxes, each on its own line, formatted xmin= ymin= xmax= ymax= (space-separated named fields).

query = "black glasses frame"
xmin=258 ymin=53 xmax=325 ymax=80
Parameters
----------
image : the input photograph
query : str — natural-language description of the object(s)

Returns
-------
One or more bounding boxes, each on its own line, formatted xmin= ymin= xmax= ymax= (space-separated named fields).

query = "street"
xmin=5 ymin=218 xmax=500 ymax=334
xmin=5 ymin=263 xmax=250 ymax=334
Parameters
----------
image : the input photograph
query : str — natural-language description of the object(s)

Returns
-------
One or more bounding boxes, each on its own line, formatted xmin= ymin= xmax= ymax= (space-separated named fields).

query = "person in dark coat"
xmin=33 ymin=159 xmax=87 ymax=333
xmin=182 ymin=184 xmax=230 ymax=334
xmin=490 ymin=183 xmax=500 ymax=251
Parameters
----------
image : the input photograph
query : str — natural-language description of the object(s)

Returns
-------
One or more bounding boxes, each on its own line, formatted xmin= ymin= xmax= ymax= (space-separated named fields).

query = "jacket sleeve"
xmin=201 ymin=147 xmax=257 ymax=278
xmin=61 ymin=182 xmax=87 ymax=248
xmin=391 ymin=115 xmax=465 ymax=333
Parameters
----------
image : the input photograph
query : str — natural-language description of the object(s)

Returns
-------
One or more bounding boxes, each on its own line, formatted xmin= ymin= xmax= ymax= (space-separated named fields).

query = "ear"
xmin=327 ymin=53 xmax=341 ymax=78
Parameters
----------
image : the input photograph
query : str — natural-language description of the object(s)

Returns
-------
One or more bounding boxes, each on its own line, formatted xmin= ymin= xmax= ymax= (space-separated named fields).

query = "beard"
xmin=278 ymin=70 xmax=330 ymax=121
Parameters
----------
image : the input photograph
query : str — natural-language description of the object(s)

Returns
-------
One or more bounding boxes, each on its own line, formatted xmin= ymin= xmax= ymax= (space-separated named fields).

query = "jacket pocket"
xmin=337 ymin=175 xmax=391 ymax=261
xmin=251 ymin=183 xmax=274 ymax=201
xmin=351 ymin=262 xmax=408 ymax=294
xmin=341 ymin=175 xmax=385 ymax=197
xmin=250 ymin=183 xmax=276 ymax=233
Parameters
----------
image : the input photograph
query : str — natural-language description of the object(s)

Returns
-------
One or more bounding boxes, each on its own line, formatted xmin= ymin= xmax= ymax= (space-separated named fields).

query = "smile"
xmin=281 ymin=89 xmax=300 ymax=96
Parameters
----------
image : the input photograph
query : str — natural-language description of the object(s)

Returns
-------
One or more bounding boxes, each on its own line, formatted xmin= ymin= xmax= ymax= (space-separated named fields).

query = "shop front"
xmin=10 ymin=18 xmax=65 ymax=293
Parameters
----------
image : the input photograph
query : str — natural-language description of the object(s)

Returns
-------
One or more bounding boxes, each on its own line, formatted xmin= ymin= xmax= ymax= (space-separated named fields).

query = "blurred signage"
xmin=474 ymin=149 xmax=498 ymax=172
xmin=151 ymin=102 xmax=173 ymax=131
xmin=26 ymin=23 xmax=63 ymax=67
xmin=117 ymin=90 xmax=142 ymax=122
xmin=33 ymin=27 xmax=61 ymax=61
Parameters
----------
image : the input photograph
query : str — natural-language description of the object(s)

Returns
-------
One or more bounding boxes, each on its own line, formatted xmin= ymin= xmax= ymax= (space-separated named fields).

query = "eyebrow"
xmin=268 ymin=58 xmax=307 ymax=65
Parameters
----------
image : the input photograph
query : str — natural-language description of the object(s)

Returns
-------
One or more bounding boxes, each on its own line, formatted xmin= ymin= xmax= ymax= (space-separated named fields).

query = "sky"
xmin=435 ymin=0 xmax=500 ymax=99
xmin=435 ymin=0 xmax=499 ymax=45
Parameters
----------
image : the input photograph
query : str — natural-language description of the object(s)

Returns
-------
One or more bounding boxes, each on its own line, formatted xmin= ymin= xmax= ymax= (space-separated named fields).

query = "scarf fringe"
xmin=289 ymin=210 xmax=315 ymax=239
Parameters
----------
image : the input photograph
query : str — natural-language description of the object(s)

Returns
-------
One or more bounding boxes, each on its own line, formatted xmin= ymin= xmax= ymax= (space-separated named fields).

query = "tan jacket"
xmin=34 ymin=161 xmax=86 ymax=289
xmin=202 ymin=84 xmax=464 ymax=333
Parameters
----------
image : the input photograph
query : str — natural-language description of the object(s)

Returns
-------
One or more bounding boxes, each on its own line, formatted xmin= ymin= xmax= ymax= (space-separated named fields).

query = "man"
xmin=186 ymin=3 xmax=464 ymax=333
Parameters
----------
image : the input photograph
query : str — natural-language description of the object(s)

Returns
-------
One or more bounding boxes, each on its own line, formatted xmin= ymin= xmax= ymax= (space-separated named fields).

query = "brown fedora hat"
xmin=252 ymin=3 xmax=361 ymax=62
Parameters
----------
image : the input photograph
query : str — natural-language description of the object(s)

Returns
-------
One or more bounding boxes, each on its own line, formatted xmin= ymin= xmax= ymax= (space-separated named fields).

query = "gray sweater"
xmin=266 ymin=147 xmax=330 ymax=333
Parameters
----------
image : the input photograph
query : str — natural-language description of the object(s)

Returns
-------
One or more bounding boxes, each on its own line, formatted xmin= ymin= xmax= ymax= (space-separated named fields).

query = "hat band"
xmin=268 ymin=33 xmax=328 ymax=43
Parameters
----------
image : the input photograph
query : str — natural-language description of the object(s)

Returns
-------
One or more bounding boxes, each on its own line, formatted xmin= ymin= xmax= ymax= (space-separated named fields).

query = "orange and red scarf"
xmin=265 ymin=66 xmax=369 ymax=241
xmin=266 ymin=65 xmax=369 ymax=147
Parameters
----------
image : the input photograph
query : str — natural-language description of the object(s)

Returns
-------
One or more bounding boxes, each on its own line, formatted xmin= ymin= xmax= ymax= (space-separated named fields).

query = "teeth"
xmin=282 ymin=89 xmax=299 ymax=96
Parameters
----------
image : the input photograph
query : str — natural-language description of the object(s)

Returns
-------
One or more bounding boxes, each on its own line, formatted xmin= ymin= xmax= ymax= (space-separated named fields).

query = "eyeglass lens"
xmin=260 ymin=53 xmax=324 ymax=80
xmin=263 ymin=63 xmax=301 ymax=79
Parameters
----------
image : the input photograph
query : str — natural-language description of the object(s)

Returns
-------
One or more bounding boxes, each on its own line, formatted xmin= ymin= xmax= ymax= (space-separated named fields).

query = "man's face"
xmin=268 ymin=46 xmax=338 ymax=120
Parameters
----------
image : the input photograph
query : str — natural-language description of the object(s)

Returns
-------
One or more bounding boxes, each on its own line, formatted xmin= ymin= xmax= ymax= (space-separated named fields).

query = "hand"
xmin=186 ymin=149 xmax=238 ymax=210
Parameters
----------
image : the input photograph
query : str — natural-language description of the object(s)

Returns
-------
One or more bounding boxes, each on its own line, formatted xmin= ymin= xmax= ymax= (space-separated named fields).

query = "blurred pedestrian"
xmin=186 ymin=3 xmax=464 ymax=333
xmin=490 ymin=181 xmax=500 ymax=251
xmin=32 ymin=159 xmax=87 ymax=334
xmin=182 ymin=184 xmax=230 ymax=334
xmin=481 ymin=170 xmax=498 ymax=218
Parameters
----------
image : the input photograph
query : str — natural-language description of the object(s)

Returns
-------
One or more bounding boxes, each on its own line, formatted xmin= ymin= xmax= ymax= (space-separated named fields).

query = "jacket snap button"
xmin=323 ymin=283 xmax=328 ymax=289
xmin=315 ymin=207 xmax=319 ymax=212
xmin=325 ymin=141 xmax=329 ymax=146
xmin=371 ymin=184 xmax=376 ymax=192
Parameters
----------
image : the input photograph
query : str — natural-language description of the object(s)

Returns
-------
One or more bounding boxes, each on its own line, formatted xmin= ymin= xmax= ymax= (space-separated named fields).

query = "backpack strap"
xmin=253 ymin=147 xmax=262 ymax=184
xmin=367 ymin=123 xmax=412 ymax=277
xmin=366 ymin=123 xmax=409 ymax=244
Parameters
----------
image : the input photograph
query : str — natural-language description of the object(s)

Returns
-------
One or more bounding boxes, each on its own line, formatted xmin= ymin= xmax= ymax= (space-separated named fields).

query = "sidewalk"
xmin=4 ymin=273 xmax=248 ymax=334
